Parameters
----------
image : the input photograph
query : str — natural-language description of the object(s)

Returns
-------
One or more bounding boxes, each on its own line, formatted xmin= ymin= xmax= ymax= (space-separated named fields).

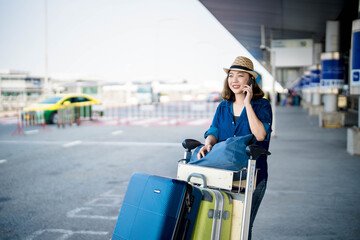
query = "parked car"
xmin=207 ymin=91 xmax=222 ymax=102
xmin=22 ymin=94 xmax=104 ymax=124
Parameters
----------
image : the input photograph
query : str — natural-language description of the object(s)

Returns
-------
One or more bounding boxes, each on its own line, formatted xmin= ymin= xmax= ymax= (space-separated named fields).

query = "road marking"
xmin=24 ymin=130 xmax=39 ymax=135
xmin=0 ymin=140 xmax=180 ymax=147
xmin=101 ymin=188 xmax=125 ymax=197
xmin=188 ymin=119 xmax=211 ymax=125
xmin=92 ymin=141 xmax=179 ymax=147
xmin=86 ymin=197 xmax=122 ymax=207
xmin=131 ymin=118 xmax=162 ymax=125
xmin=66 ymin=207 xmax=118 ymax=220
xmin=0 ymin=140 xmax=64 ymax=144
xmin=29 ymin=187 xmax=124 ymax=239
xmin=26 ymin=229 xmax=108 ymax=240
xmin=80 ymin=117 xmax=212 ymax=126
xmin=63 ymin=140 xmax=82 ymax=148
xmin=111 ymin=130 xmax=123 ymax=135
xmin=158 ymin=119 xmax=179 ymax=125
xmin=0 ymin=159 xmax=7 ymax=164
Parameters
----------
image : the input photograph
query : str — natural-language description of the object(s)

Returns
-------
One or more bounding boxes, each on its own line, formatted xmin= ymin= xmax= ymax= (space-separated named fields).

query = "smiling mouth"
xmin=232 ymin=85 xmax=240 ymax=89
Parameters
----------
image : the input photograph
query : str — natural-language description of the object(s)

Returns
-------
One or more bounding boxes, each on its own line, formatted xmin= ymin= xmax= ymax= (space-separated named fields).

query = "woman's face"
xmin=227 ymin=70 xmax=250 ymax=94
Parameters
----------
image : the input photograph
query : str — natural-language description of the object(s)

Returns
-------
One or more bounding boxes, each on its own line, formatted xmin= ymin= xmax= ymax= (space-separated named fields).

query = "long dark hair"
xmin=221 ymin=72 xmax=264 ymax=102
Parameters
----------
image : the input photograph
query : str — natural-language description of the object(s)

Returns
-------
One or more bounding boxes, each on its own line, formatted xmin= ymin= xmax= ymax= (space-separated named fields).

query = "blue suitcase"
xmin=112 ymin=172 xmax=202 ymax=240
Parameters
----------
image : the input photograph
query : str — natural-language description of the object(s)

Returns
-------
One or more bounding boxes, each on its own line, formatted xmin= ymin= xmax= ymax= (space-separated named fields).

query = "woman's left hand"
xmin=243 ymin=84 xmax=253 ymax=105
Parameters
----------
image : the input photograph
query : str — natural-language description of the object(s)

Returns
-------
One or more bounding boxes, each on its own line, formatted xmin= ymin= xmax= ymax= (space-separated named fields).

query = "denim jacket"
xmin=204 ymin=98 xmax=273 ymax=183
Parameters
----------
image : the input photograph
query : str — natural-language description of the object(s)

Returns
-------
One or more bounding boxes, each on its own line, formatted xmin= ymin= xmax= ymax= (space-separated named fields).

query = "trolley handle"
xmin=187 ymin=173 xmax=207 ymax=188
xmin=246 ymin=144 xmax=271 ymax=160
xmin=182 ymin=139 xmax=203 ymax=152
xmin=181 ymin=139 xmax=203 ymax=163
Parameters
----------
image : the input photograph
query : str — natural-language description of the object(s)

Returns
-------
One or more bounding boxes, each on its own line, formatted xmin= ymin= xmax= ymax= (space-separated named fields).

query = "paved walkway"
xmin=253 ymin=106 xmax=360 ymax=240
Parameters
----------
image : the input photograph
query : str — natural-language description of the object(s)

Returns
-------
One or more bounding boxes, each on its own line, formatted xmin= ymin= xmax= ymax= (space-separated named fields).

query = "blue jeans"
xmin=248 ymin=179 xmax=267 ymax=240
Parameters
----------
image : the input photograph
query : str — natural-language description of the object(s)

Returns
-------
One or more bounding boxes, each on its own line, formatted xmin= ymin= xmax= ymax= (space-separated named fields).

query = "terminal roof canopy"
xmin=199 ymin=0 xmax=351 ymax=61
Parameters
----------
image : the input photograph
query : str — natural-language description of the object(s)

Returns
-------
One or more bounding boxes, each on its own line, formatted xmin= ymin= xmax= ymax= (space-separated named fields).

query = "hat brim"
xmin=223 ymin=67 xmax=258 ymax=79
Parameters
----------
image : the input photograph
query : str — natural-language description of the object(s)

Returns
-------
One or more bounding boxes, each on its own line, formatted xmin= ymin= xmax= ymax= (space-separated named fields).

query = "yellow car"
xmin=22 ymin=94 xmax=104 ymax=124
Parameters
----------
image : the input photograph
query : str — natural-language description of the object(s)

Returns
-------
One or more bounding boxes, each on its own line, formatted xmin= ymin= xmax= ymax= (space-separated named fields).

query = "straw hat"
xmin=223 ymin=56 xmax=258 ymax=79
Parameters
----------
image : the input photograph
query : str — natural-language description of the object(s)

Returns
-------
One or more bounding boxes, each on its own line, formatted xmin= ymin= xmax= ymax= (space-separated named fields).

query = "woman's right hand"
xmin=197 ymin=144 xmax=213 ymax=159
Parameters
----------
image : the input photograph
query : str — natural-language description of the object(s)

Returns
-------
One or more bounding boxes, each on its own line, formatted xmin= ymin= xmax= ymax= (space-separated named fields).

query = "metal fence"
xmin=102 ymin=101 xmax=219 ymax=125
xmin=13 ymin=101 xmax=220 ymax=135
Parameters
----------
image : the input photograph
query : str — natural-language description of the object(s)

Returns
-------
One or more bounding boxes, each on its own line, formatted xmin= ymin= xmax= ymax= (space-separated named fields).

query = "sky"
xmin=0 ymin=0 xmax=276 ymax=91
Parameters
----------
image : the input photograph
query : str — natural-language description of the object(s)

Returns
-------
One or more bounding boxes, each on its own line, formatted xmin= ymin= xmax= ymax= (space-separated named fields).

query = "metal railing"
xmin=13 ymin=101 xmax=220 ymax=135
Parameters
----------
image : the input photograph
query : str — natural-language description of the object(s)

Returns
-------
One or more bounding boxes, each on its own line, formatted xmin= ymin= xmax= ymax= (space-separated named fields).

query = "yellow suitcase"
xmin=191 ymin=187 xmax=232 ymax=240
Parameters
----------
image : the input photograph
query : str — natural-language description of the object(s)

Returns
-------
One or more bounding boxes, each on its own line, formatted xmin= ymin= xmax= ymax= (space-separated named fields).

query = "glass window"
xmin=76 ymin=97 xmax=90 ymax=102
xmin=40 ymin=96 xmax=63 ymax=104
xmin=82 ymin=87 xmax=98 ymax=94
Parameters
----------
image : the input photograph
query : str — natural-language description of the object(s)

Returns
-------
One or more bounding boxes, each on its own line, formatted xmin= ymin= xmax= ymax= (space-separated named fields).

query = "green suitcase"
xmin=191 ymin=188 xmax=232 ymax=240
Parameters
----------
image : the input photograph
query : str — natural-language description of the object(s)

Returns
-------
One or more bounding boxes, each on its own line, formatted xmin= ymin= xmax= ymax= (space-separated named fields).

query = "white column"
xmin=326 ymin=21 xmax=340 ymax=52
xmin=323 ymin=94 xmax=337 ymax=112
xmin=313 ymin=43 xmax=322 ymax=65
xmin=358 ymin=96 xmax=360 ymax=127
xmin=305 ymin=91 xmax=312 ymax=103
xmin=312 ymin=50 xmax=322 ymax=107
xmin=271 ymin=51 xmax=276 ymax=137
xmin=312 ymin=92 xmax=321 ymax=106
xmin=323 ymin=21 xmax=340 ymax=113
xmin=0 ymin=76 xmax=2 ymax=111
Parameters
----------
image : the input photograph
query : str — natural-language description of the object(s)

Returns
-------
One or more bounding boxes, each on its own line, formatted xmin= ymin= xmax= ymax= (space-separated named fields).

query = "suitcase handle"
xmin=187 ymin=173 xmax=207 ymax=188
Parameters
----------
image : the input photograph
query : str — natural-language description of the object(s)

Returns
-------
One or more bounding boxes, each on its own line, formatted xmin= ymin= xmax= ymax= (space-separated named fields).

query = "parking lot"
xmin=1 ymin=106 xmax=360 ymax=240
xmin=0 ymin=121 xmax=206 ymax=239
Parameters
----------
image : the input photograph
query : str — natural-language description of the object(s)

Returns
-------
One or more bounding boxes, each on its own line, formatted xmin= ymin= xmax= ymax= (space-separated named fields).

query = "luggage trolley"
xmin=177 ymin=139 xmax=270 ymax=240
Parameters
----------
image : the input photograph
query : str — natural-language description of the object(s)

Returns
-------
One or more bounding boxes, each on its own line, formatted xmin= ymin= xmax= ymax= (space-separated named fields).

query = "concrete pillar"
xmin=322 ymin=21 xmax=341 ymax=113
xmin=301 ymin=91 xmax=311 ymax=109
xmin=349 ymin=19 xmax=360 ymax=117
xmin=325 ymin=21 xmax=340 ymax=52
xmin=309 ymin=92 xmax=324 ymax=116
xmin=0 ymin=80 xmax=2 ymax=111
xmin=319 ymin=52 xmax=345 ymax=127
xmin=302 ymin=71 xmax=312 ymax=110
xmin=347 ymin=127 xmax=360 ymax=156
xmin=305 ymin=91 xmax=312 ymax=103
xmin=313 ymin=43 xmax=322 ymax=65
xmin=347 ymin=19 xmax=360 ymax=155
xmin=309 ymin=63 xmax=323 ymax=115
xmin=312 ymin=93 xmax=321 ymax=105
xmin=323 ymin=94 xmax=337 ymax=112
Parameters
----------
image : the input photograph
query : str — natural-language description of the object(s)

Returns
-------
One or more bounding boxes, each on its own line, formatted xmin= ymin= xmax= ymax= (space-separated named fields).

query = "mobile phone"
xmin=245 ymin=77 xmax=254 ymax=96
xmin=247 ymin=77 xmax=254 ymax=86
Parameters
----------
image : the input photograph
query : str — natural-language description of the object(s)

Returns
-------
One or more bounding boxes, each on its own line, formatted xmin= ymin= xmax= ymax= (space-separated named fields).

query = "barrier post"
xmin=57 ymin=107 xmax=61 ymax=128
xmin=125 ymin=105 xmax=129 ymax=125
xmin=12 ymin=110 xmax=25 ymax=136
xmin=39 ymin=110 xmax=50 ymax=131
xmin=57 ymin=106 xmax=65 ymax=128
xmin=86 ymin=103 xmax=91 ymax=120
xmin=30 ymin=113 xmax=34 ymax=126
xmin=161 ymin=103 xmax=164 ymax=121
xmin=175 ymin=101 xmax=180 ymax=125
xmin=75 ymin=106 xmax=80 ymax=125
xmin=116 ymin=105 xmax=121 ymax=125
xmin=80 ymin=103 xmax=84 ymax=121
xmin=72 ymin=105 xmax=75 ymax=125
xmin=67 ymin=105 xmax=72 ymax=126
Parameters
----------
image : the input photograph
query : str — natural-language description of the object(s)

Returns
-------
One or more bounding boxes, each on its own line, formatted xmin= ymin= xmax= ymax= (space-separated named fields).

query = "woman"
xmin=197 ymin=56 xmax=272 ymax=240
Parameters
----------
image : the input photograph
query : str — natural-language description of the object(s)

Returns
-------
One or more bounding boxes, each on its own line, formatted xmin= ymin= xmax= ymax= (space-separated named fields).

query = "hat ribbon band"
xmin=229 ymin=65 xmax=253 ymax=72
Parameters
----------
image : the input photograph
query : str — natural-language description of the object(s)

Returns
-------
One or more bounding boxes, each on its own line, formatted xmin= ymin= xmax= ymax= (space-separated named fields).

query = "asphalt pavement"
xmin=255 ymin=106 xmax=360 ymax=240
xmin=0 ymin=106 xmax=359 ymax=240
